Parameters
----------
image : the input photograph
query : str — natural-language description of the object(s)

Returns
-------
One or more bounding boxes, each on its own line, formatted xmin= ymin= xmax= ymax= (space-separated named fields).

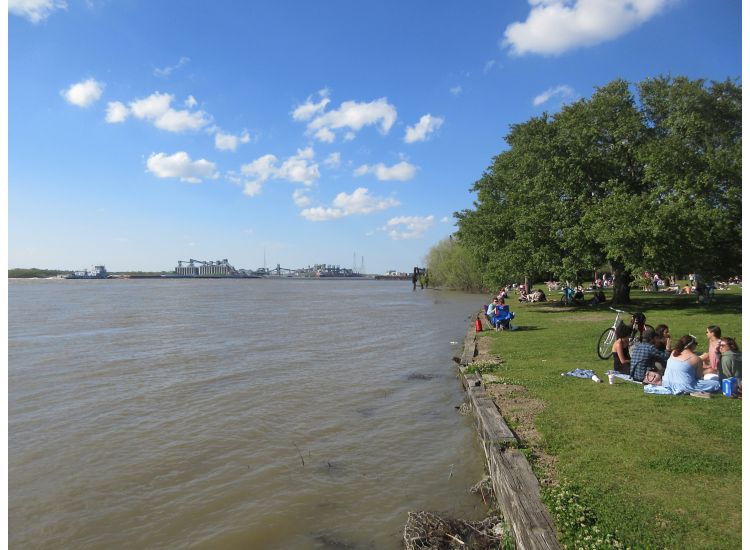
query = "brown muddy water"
xmin=9 ymin=278 xmax=488 ymax=549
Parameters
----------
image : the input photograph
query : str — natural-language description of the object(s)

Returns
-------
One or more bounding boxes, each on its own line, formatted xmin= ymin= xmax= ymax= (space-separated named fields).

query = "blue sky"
xmin=8 ymin=0 xmax=742 ymax=274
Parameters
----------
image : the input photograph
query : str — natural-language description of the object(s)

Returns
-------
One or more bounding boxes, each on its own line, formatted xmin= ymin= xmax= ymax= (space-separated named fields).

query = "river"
xmin=9 ymin=278 xmax=487 ymax=549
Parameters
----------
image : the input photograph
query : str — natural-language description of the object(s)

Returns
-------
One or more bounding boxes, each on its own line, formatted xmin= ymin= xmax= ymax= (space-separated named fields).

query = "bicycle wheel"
xmin=597 ymin=328 xmax=616 ymax=360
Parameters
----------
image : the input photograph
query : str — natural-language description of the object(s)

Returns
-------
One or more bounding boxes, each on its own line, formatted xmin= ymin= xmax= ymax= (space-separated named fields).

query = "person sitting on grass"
xmin=486 ymin=298 xmax=500 ymax=327
xmin=718 ymin=338 xmax=742 ymax=381
xmin=630 ymin=328 xmax=670 ymax=383
xmin=493 ymin=298 xmax=515 ymax=331
xmin=653 ymin=324 xmax=673 ymax=374
xmin=658 ymin=335 xmax=721 ymax=394
xmin=700 ymin=325 xmax=721 ymax=379
xmin=612 ymin=324 xmax=631 ymax=375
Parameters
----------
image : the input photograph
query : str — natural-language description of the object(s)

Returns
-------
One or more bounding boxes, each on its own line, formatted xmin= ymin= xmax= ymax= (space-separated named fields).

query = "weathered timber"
xmin=457 ymin=347 xmax=560 ymax=549
xmin=467 ymin=389 xmax=516 ymax=444
xmin=486 ymin=446 xmax=559 ymax=550
xmin=459 ymin=326 xmax=477 ymax=366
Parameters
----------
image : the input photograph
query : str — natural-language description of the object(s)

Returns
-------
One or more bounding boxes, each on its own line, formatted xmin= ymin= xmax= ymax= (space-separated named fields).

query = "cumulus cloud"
xmin=533 ymin=84 xmax=576 ymax=106
xmin=354 ymin=161 xmax=417 ymax=181
xmin=292 ymin=188 xmax=312 ymax=207
xmin=9 ymin=0 xmax=66 ymax=23
xmin=385 ymin=215 xmax=434 ymax=240
xmin=215 ymin=130 xmax=251 ymax=151
xmin=243 ymin=181 xmax=263 ymax=197
xmin=239 ymin=147 xmax=320 ymax=196
xmin=303 ymin=97 xmax=397 ymax=142
xmin=146 ymin=151 xmax=218 ymax=183
xmin=105 ymin=101 xmax=129 ymax=123
xmin=301 ymin=187 xmax=399 ymax=221
xmin=503 ymin=0 xmax=672 ymax=56
xmin=128 ymin=92 xmax=211 ymax=133
xmin=404 ymin=114 xmax=444 ymax=143
xmin=292 ymin=88 xmax=331 ymax=121
xmin=153 ymin=57 xmax=190 ymax=78
xmin=62 ymin=78 xmax=104 ymax=107
xmin=324 ymin=152 xmax=341 ymax=168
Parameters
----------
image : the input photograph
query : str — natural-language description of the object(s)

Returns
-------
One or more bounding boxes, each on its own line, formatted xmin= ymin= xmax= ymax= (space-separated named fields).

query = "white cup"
xmin=608 ymin=373 xmax=615 ymax=385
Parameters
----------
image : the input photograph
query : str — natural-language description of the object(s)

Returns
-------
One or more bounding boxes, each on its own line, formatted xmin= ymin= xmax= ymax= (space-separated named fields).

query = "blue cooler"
xmin=722 ymin=377 xmax=737 ymax=397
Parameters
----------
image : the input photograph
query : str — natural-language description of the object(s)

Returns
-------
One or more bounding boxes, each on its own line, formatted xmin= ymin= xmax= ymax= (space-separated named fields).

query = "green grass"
xmin=482 ymin=286 xmax=742 ymax=549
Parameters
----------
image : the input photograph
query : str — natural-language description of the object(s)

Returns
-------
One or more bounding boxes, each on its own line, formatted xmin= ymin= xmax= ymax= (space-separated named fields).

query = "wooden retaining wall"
xmin=458 ymin=324 xmax=560 ymax=550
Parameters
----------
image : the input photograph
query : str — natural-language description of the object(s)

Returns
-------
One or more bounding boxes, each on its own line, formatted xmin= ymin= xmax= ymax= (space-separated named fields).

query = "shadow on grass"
xmin=530 ymin=293 xmax=741 ymax=317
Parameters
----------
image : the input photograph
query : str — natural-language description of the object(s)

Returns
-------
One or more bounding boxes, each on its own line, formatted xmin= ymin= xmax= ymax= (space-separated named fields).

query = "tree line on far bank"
xmin=426 ymin=75 xmax=741 ymax=303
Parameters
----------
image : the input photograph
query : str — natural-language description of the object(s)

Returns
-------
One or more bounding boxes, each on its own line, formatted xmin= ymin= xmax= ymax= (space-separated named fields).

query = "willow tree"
xmin=456 ymin=76 xmax=741 ymax=303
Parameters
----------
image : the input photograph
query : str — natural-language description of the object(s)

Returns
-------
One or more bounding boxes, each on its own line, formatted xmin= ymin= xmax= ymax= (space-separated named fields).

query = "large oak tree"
xmin=455 ymin=76 xmax=741 ymax=303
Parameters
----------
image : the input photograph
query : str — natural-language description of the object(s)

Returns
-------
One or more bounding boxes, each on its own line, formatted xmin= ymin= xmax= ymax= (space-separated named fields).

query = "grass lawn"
xmin=480 ymin=286 xmax=742 ymax=549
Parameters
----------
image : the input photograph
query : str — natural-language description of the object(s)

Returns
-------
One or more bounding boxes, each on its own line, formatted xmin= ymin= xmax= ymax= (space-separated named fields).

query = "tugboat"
xmin=65 ymin=265 xmax=109 ymax=279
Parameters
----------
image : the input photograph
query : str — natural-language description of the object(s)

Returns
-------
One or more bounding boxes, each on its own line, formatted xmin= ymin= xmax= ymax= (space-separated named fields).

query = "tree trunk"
xmin=611 ymin=260 xmax=632 ymax=304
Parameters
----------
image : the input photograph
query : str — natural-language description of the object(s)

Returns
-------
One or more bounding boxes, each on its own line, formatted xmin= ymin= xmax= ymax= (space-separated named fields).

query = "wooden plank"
xmin=456 ymin=364 xmax=560 ymax=549
xmin=487 ymin=446 xmax=560 ymax=550
xmin=472 ymin=395 xmax=516 ymax=444
xmin=460 ymin=327 xmax=477 ymax=365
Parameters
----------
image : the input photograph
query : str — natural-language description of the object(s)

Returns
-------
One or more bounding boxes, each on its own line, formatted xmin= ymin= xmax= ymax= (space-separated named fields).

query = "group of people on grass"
xmin=612 ymin=323 xmax=741 ymax=395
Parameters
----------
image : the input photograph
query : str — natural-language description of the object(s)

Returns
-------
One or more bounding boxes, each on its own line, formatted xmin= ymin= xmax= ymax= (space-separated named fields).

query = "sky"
xmin=7 ymin=0 xmax=742 ymax=274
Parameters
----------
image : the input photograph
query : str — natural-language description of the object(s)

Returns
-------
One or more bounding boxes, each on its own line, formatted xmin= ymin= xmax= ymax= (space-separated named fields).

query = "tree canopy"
xmin=454 ymin=76 xmax=741 ymax=302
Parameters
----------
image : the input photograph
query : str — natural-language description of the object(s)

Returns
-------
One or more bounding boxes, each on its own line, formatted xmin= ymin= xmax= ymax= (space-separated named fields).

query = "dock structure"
xmin=458 ymin=322 xmax=560 ymax=550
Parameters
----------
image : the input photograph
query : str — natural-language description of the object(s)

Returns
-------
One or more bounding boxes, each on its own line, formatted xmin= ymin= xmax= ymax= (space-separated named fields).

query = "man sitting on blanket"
xmin=630 ymin=328 xmax=670 ymax=383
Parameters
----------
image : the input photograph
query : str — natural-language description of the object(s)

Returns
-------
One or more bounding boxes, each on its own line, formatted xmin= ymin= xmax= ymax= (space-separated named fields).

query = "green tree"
xmin=424 ymin=237 xmax=484 ymax=292
xmin=456 ymin=76 xmax=741 ymax=303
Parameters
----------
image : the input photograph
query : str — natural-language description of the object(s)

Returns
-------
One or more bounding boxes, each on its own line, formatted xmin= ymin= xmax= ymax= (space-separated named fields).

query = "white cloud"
xmin=146 ymin=151 xmax=218 ymax=183
xmin=153 ymin=57 xmax=190 ymax=78
xmin=449 ymin=85 xmax=463 ymax=96
xmin=292 ymin=188 xmax=312 ymax=207
xmin=300 ymin=206 xmax=347 ymax=221
xmin=243 ymin=181 xmax=263 ymax=197
xmin=62 ymin=78 xmax=104 ymax=108
xmin=484 ymin=60 xmax=497 ymax=74
xmin=215 ymin=131 xmax=251 ymax=152
xmin=386 ymin=215 xmax=434 ymax=240
xmin=440 ymin=216 xmax=452 ymax=223
xmin=533 ymin=84 xmax=576 ymax=106
xmin=9 ymin=0 xmax=66 ymax=23
xmin=305 ymin=97 xmax=397 ymax=142
xmin=239 ymin=148 xmax=320 ymax=196
xmin=301 ymin=187 xmax=399 ymax=221
xmin=324 ymin=152 xmax=341 ymax=168
xmin=503 ymin=0 xmax=672 ymax=56
xmin=215 ymin=132 xmax=239 ymax=151
xmin=185 ymin=95 xmax=198 ymax=108
xmin=129 ymin=92 xmax=211 ymax=133
xmin=354 ymin=161 xmax=417 ymax=181
xmin=292 ymin=89 xmax=331 ymax=121
xmin=105 ymin=101 xmax=129 ymax=123
xmin=277 ymin=147 xmax=320 ymax=185
xmin=404 ymin=114 xmax=444 ymax=143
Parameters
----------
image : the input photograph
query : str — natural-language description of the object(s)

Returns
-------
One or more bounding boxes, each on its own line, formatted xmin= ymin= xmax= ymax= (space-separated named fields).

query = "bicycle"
xmin=596 ymin=307 xmax=655 ymax=360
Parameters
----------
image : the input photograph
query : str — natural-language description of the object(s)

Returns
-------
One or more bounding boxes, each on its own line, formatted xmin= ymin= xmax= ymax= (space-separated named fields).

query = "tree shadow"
xmin=529 ymin=293 xmax=741 ymax=317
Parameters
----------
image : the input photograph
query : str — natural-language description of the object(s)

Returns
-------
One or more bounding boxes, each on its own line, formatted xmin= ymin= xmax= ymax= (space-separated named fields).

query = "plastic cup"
xmin=608 ymin=373 xmax=615 ymax=385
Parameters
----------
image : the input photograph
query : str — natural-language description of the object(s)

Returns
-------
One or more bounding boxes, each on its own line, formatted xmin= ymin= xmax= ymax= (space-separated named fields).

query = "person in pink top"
xmin=700 ymin=325 xmax=721 ymax=378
